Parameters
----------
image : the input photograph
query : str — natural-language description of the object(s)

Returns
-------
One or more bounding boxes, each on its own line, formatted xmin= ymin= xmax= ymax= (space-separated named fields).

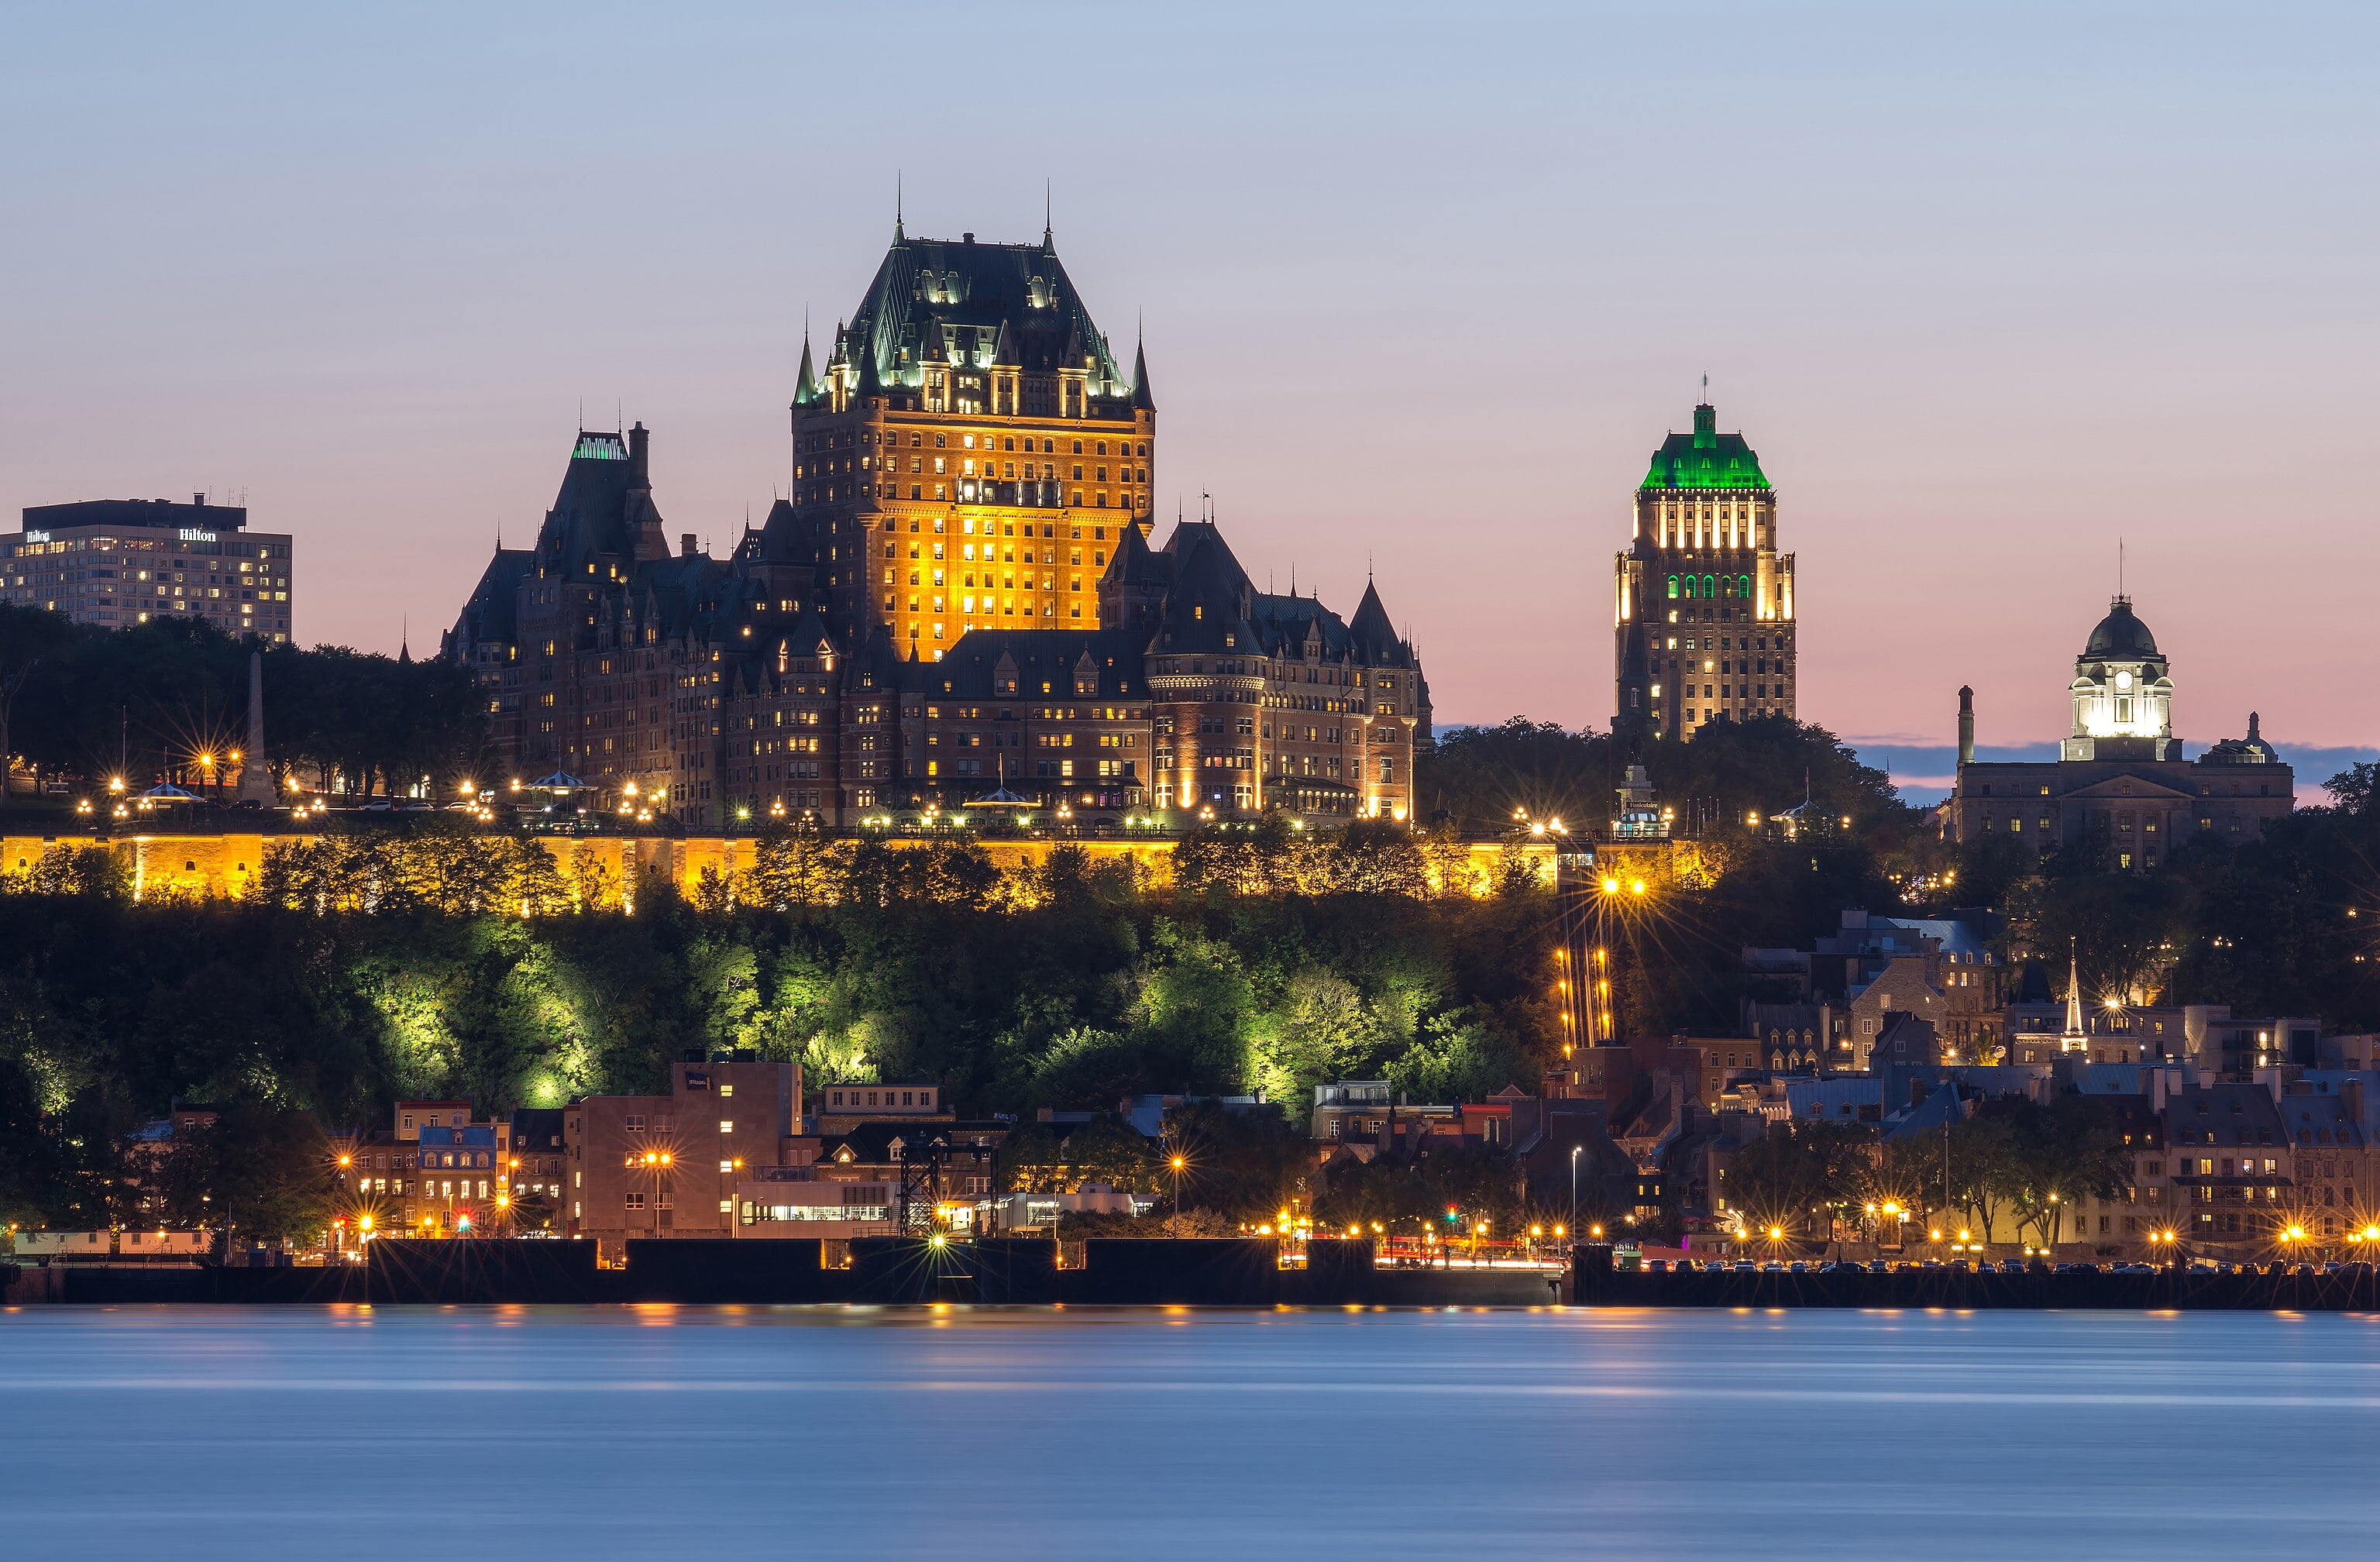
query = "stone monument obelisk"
xmin=236 ymin=650 xmax=276 ymax=804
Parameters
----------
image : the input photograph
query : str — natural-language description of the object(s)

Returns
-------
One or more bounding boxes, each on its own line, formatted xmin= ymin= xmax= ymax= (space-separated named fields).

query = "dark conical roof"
xmin=1130 ymin=339 xmax=1154 ymax=411
xmin=1348 ymin=578 xmax=1400 ymax=659
xmin=1107 ymin=515 xmax=1168 ymax=585
xmin=2082 ymin=597 xmax=2159 ymax=659
xmin=793 ymin=335 xmax=819 ymax=406
xmin=1154 ymin=522 xmax=1259 ymax=652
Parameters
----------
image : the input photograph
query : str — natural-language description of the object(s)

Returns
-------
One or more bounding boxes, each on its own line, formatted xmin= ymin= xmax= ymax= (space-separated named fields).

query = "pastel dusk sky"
xmin=5 ymin=2 xmax=2375 ymax=796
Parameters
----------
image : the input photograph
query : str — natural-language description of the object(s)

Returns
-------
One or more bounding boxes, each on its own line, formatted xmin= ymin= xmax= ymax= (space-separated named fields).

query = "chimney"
xmin=628 ymin=421 xmax=649 ymax=480
xmin=680 ymin=533 xmax=698 ymax=558
xmin=1957 ymin=686 xmax=1976 ymax=767
xmin=194 ymin=492 xmax=206 ymax=508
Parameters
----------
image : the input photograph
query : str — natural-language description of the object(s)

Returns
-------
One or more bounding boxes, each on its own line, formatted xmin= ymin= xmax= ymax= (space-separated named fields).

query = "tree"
xmin=163 ymin=1103 xmax=336 ymax=1247
xmin=1164 ymin=1100 xmax=1305 ymax=1222
xmin=1996 ymin=1096 xmax=2132 ymax=1248
xmin=1415 ymin=718 xmax=1614 ymax=836
xmin=0 ymin=606 xmax=77 ymax=808
xmin=2324 ymin=762 xmax=2378 ymax=817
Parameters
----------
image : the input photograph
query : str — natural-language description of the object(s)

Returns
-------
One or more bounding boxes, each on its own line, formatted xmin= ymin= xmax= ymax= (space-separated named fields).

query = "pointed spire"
xmin=894 ymin=171 xmax=905 ymax=243
xmin=1130 ymin=334 xmax=1155 ymax=412
xmin=398 ymin=615 xmax=412 ymax=665
xmin=1350 ymin=575 xmax=1396 ymax=656
xmin=2062 ymin=939 xmax=2088 ymax=1049
xmin=1043 ymin=177 xmax=1054 ymax=249
xmin=793 ymin=328 xmax=818 ymax=406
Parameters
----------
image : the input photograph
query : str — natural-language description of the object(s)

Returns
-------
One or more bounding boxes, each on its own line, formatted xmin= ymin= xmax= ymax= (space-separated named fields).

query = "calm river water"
xmin=2 ymin=1305 xmax=2374 ymax=1560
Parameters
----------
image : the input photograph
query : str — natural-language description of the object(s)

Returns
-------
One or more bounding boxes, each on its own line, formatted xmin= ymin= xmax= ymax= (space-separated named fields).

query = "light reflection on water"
xmin=1 ymin=1306 xmax=2373 ymax=1560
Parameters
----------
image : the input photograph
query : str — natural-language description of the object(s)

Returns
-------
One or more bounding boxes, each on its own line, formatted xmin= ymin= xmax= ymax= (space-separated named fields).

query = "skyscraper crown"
xmin=1639 ymin=402 xmax=1771 ymax=491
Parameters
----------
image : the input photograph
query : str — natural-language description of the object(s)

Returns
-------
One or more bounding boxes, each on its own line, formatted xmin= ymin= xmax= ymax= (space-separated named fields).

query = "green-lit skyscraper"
xmin=1611 ymin=401 xmax=1797 ymax=740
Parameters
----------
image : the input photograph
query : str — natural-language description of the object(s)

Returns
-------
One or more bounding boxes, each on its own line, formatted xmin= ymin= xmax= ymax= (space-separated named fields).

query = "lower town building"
xmin=2007 ymin=1000 xmax=2321 ymax=1075
xmin=563 ymin=1056 xmax=802 ymax=1258
xmin=754 ymin=1118 xmax=1012 ymax=1235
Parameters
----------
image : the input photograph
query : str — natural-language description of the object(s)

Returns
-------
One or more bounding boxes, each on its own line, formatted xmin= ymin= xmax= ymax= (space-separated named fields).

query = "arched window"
xmin=1680 ymin=576 xmax=1696 ymax=599
xmin=1737 ymin=574 xmax=1752 ymax=599
xmin=1666 ymin=575 xmax=1679 ymax=599
xmin=1701 ymin=575 xmax=1716 ymax=599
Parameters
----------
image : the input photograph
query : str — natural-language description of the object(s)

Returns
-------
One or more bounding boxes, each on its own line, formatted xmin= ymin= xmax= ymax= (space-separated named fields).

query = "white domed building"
xmin=1944 ymin=596 xmax=2292 ymax=869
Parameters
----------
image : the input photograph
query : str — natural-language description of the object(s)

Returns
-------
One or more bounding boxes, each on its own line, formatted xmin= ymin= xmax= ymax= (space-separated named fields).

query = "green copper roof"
xmin=1639 ymin=403 xmax=1770 ymax=492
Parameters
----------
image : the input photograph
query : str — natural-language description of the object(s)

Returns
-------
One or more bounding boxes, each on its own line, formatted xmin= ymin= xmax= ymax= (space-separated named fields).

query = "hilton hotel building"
xmin=3 ymin=496 xmax=296 ymax=641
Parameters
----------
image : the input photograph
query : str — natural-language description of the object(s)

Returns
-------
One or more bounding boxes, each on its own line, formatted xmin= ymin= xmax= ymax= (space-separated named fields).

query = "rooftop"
xmin=1639 ymin=404 xmax=1771 ymax=492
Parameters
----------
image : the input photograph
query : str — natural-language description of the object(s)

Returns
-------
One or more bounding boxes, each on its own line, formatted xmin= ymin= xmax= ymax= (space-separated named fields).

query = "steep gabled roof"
xmin=901 ymin=626 xmax=1146 ymax=699
xmin=841 ymin=232 xmax=1130 ymax=394
xmin=1153 ymin=521 xmax=1260 ymax=653
xmin=1249 ymin=592 xmax=1352 ymax=661
xmin=1104 ymin=514 xmax=1170 ymax=587
xmin=1347 ymin=578 xmax=1405 ymax=663
xmin=534 ymin=425 xmax=666 ymax=568
xmin=445 ymin=548 xmax=535 ymax=648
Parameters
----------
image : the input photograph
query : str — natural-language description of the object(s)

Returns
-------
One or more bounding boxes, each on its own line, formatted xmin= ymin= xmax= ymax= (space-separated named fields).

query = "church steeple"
xmin=2059 ymin=941 xmax=2089 ymax=1054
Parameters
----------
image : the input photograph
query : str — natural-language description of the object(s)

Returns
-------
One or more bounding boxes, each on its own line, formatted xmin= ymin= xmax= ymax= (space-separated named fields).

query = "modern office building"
xmin=2 ymin=496 xmax=295 ymax=642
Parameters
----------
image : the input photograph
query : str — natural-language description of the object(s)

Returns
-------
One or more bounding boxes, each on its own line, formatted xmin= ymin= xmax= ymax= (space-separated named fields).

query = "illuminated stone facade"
xmin=1611 ymin=402 xmax=1797 ymax=738
xmin=786 ymin=223 xmax=1154 ymax=653
xmin=0 ymin=831 xmax=1543 ymax=903
xmin=1944 ymin=597 xmax=2292 ymax=866
xmin=444 ymin=226 xmax=1426 ymax=827
xmin=2 ymin=497 xmax=295 ymax=642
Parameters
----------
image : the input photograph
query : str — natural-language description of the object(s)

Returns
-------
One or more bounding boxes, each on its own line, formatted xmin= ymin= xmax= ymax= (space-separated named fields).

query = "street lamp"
xmin=640 ymin=1150 xmax=674 ymax=1240
xmin=1169 ymin=1153 xmax=1187 ymax=1218
xmin=1570 ymin=1144 xmax=1583 ymax=1236
xmin=722 ymin=1157 xmax=746 ymax=1239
